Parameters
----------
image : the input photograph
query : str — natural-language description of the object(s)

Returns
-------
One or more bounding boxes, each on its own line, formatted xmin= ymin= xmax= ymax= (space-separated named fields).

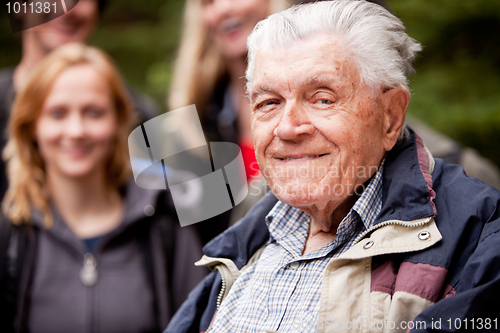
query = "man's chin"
xmin=269 ymin=182 xmax=331 ymax=208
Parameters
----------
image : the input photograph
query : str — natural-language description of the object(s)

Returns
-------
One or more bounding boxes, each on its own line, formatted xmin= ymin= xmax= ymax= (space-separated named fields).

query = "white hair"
xmin=246 ymin=0 xmax=421 ymax=141
xmin=246 ymin=0 xmax=423 ymax=91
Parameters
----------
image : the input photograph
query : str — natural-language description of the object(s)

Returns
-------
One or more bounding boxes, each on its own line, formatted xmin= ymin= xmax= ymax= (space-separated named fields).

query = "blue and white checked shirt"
xmin=210 ymin=162 xmax=384 ymax=333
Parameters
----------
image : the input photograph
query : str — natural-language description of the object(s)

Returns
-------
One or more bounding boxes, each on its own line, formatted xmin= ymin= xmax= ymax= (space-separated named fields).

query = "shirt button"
xmin=290 ymin=262 xmax=299 ymax=269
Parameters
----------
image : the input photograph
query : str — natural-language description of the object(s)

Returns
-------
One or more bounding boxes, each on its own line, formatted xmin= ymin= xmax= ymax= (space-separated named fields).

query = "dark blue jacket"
xmin=166 ymin=129 xmax=500 ymax=333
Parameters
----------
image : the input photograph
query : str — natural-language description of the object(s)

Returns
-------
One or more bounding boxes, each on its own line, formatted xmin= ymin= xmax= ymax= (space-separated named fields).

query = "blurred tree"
xmin=387 ymin=0 xmax=500 ymax=166
xmin=90 ymin=0 xmax=185 ymax=112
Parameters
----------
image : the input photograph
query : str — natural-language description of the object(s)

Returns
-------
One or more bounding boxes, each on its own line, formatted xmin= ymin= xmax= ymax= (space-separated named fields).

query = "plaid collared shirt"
xmin=210 ymin=162 xmax=384 ymax=333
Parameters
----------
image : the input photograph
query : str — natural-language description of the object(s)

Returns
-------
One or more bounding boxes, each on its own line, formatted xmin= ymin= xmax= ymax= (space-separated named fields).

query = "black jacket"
xmin=0 ymin=179 xmax=207 ymax=333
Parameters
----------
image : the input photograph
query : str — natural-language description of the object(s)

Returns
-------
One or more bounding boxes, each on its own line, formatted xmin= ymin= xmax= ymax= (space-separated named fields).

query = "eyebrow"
xmin=250 ymin=86 xmax=272 ymax=102
xmin=307 ymin=74 xmax=338 ymax=86
xmin=250 ymin=73 xmax=341 ymax=101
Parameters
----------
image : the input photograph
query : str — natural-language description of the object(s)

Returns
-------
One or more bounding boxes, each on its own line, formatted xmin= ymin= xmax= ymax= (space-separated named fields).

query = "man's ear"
xmin=381 ymin=87 xmax=409 ymax=151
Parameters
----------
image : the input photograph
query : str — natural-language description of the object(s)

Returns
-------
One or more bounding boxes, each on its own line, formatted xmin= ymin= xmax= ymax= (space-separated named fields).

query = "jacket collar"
xmin=203 ymin=191 xmax=277 ymax=269
xmin=376 ymin=127 xmax=436 ymax=225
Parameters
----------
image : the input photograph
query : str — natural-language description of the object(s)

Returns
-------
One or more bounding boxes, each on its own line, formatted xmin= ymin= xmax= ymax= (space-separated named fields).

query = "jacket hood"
xmin=202 ymin=127 xmax=437 ymax=268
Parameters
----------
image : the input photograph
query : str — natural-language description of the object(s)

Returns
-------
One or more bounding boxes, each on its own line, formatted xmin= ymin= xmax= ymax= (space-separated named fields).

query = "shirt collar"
xmin=266 ymin=201 xmax=310 ymax=243
xmin=352 ymin=158 xmax=384 ymax=230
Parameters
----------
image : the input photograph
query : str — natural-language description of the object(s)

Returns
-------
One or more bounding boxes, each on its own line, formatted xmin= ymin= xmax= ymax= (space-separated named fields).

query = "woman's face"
xmin=201 ymin=0 xmax=271 ymax=59
xmin=35 ymin=64 xmax=118 ymax=180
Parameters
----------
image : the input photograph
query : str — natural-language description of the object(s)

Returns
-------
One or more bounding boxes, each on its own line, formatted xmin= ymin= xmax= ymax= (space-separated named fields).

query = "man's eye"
xmin=256 ymin=100 xmax=278 ymax=110
xmin=312 ymin=91 xmax=336 ymax=105
xmin=318 ymin=99 xmax=333 ymax=105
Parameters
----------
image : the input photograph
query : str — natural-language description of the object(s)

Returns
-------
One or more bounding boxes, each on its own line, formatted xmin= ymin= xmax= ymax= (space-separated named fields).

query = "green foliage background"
xmin=1 ymin=0 xmax=499 ymax=165
xmin=389 ymin=0 xmax=500 ymax=167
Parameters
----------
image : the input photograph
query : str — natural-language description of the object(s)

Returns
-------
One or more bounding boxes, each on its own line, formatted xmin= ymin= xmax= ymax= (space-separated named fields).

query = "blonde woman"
xmin=169 ymin=0 xmax=288 ymax=244
xmin=0 ymin=43 xmax=205 ymax=333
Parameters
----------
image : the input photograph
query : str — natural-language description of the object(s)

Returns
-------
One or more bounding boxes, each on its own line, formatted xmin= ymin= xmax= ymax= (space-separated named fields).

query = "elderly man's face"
xmin=250 ymin=36 xmax=401 ymax=215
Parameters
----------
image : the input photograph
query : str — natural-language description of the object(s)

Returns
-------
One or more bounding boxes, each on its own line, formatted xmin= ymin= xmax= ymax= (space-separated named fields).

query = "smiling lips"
xmin=277 ymin=154 xmax=329 ymax=161
xmin=62 ymin=146 xmax=91 ymax=158
xmin=220 ymin=17 xmax=242 ymax=35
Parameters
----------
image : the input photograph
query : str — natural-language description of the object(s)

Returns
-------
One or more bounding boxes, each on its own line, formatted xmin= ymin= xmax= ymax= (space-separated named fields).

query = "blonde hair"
xmin=168 ymin=0 xmax=289 ymax=113
xmin=2 ymin=43 xmax=136 ymax=227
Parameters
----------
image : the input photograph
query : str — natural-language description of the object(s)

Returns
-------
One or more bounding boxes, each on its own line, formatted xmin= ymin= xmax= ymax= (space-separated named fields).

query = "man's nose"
xmin=274 ymin=102 xmax=315 ymax=140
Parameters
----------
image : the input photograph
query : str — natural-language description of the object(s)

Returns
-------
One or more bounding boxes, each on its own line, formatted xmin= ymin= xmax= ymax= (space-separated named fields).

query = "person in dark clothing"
xmin=0 ymin=43 xmax=206 ymax=333
xmin=168 ymin=0 xmax=289 ymax=244
xmin=0 ymin=0 xmax=158 ymax=201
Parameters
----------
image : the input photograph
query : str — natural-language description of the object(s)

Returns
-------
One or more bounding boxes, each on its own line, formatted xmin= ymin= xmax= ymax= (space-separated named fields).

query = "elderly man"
xmin=166 ymin=1 xmax=500 ymax=332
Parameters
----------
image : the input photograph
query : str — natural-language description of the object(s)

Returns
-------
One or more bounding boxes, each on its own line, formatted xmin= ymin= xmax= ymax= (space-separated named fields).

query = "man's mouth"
xmin=278 ymin=154 xmax=328 ymax=161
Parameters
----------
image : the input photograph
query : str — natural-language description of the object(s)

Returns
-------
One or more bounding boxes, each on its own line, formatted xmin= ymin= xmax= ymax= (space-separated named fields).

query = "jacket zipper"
xmin=79 ymin=253 xmax=98 ymax=333
xmin=353 ymin=217 xmax=433 ymax=245
xmin=205 ymin=266 xmax=227 ymax=332
xmin=80 ymin=252 xmax=98 ymax=286
xmin=215 ymin=266 xmax=227 ymax=309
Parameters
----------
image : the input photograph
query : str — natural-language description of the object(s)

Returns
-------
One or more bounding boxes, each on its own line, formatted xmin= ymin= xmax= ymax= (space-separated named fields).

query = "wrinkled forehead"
xmin=249 ymin=33 xmax=347 ymax=77
xmin=249 ymin=36 xmax=363 ymax=98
